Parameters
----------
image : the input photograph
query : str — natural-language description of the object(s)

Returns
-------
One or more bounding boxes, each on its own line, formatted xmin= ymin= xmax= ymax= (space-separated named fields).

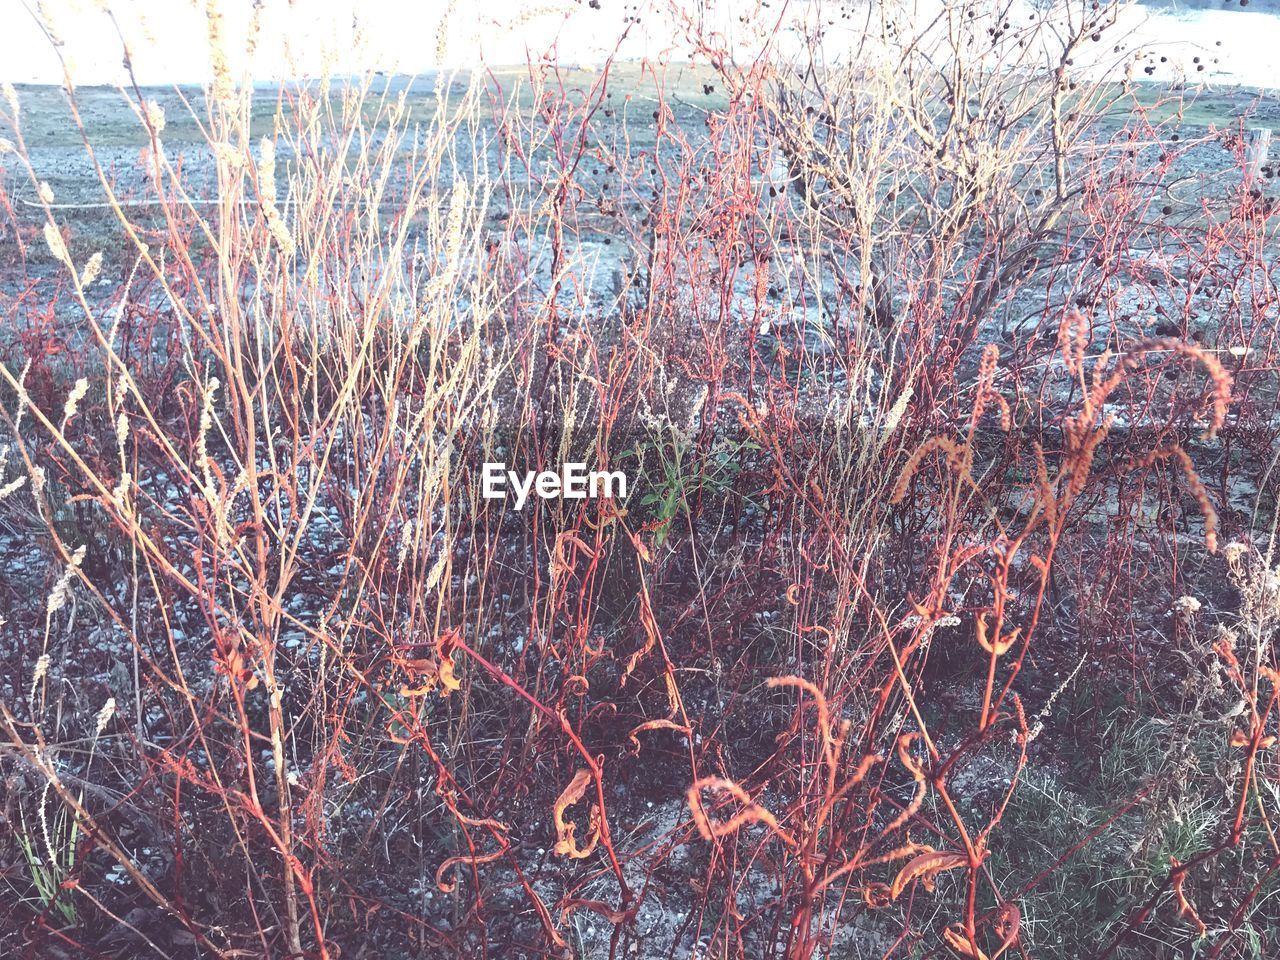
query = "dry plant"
xmin=0 ymin=0 xmax=1278 ymax=958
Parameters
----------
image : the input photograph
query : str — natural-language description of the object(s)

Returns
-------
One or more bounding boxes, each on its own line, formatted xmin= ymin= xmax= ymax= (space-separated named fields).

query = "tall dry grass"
xmin=1 ymin=1 xmax=1279 ymax=957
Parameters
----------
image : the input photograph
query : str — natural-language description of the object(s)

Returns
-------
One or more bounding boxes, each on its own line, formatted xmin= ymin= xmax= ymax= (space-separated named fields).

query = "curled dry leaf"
xmin=862 ymin=882 xmax=893 ymax=908
xmin=622 ymin=582 xmax=660 ymax=685
xmin=1230 ymin=728 xmax=1276 ymax=749
xmin=889 ymin=849 xmax=968 ymax=900
xmin=1170 ymin=857 xmax=1207 ymax=937
xmin=622 ymin=525 xmax=651 ymax=562
xmin=663 ymin=670 xmax=681 ymax=715
xmin=881 ymin=733 xmax=928 ymax=836
xmin=216 ymin=646 xmax=258 ymax=691
xmin=397 ymin=627 xmax=463 ymax=697
xmin=437 ymin=657 xmax=461 ymax=693
xmin=627 ymin=718 xmax=690 ymax=755
xmin=439 ymin=789 xmax=509 ymax=834
xmin=552 ymin=530 xmax=597 ymax=583
xmin=435 ymin=847 xmax=507 ymax=893
xmin=687 ymin=777 xmax=797 ymax=849
xmin=943 ymin=924 xmax=990 ymax=960
xmin=975 ymin=612 xmax=1018 ymax=656
xmin=437 ymin=628 xmax=462 ymax=692
xmin=994 ymin=901 xmax=1020 ymax=957
xmin=767 ymin=676 xmax=835 ymax=749
xmin=553 ymin=769 xmax=601 ymax=859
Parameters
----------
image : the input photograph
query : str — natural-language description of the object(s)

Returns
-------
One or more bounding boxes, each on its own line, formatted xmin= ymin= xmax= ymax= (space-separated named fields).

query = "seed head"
xmin=0 ymin=474 xmax=26 ymax=500
xmin=1173 ymin=595 xmax=1202 ymax=616
xmin=30 ymin=653 xmax=50 ymax=702
xmin=80 ymin=251 xmax=103 ymax=287
xmin=43 ymin=223 xmax=68 ymax=264
xmin=47 ymin=546 xmax=87 ymax=616
xmin=94 ymin=697 xmax=116 ymax=736
xmin=145 ymin=99 xmax=165 ymax=134
xmin=62 ymin=378 xmax=89 ymax=427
